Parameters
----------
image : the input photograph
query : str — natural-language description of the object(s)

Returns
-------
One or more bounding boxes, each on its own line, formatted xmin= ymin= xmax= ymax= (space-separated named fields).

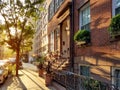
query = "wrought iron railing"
xmin=52 ymin=70 xmax=118 ymax=90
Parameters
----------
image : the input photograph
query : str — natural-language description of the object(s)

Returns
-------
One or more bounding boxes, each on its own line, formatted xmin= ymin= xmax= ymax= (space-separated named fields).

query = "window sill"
xmin=76 ymin=41 xmax=91 ymax=47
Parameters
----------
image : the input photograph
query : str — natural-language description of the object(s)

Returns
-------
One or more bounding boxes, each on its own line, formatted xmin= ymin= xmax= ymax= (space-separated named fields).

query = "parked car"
xmin=9 ymin=58 xmax=22 ymax=67
xmin=0 ymin=61 xmax=9 ymax=84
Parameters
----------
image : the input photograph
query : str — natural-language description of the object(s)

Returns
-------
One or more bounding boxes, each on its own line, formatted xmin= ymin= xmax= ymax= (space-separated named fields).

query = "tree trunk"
xmin=16 ymin=48 xmax=20 ymax=76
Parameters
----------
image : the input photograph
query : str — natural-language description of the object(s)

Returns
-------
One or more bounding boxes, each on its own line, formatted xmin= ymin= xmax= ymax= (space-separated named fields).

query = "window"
xmin=50 ymin=31 xmax=54 ymax=52
xmin=48 ymin=0 xmax=55 ymax=20
xmin=55 ymin=29 xmax=60 ymax=50
xmin=79 ymin=3 xmax=90 ymax=31
xmin=112 ymin=67 xmax=120 ymax=89
xmin=79 ymin=65 xmax=90 ymax=77
xmin=59 ymin=0 xmax=64 ymax=5
xmin=112 ymin=0 xmax=120 ymax=16
xmin=55 ymin=0 xmax=59 ymax=12
xmin=48 ymin=0 xmax=64 ymax=20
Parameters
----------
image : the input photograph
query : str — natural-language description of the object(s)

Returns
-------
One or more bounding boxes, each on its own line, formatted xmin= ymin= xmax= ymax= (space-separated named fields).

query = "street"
xmin=0 ymin=63 xmax=56 ymax=90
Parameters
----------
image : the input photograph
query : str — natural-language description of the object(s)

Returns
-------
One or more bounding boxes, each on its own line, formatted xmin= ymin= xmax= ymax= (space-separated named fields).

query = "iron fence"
xmin=52 ymin=70 xmax=118 ymax=90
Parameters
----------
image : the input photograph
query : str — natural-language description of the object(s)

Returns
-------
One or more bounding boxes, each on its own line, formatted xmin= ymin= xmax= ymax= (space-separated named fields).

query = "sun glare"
xmin=10 ymin=28 xmax=16 ymax=35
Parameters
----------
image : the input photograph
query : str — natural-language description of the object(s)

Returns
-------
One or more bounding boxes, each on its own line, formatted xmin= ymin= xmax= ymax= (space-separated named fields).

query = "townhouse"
xmin=33 ymin=0 xmax=51 ymax=56
xmin=47 ymin=0 xmax=73 ymax=70
xmin=34 ymin=0 xmax=120 ymax=89
xmin=74 ymin=0 xmax=120 ymax=88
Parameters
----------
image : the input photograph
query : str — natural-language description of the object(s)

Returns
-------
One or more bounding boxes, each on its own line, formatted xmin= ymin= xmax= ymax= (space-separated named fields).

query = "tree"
xmin=0 ymin=0 xmax=44 ymax=76
xmin=4 ymin=46 xmax=15 ymax=59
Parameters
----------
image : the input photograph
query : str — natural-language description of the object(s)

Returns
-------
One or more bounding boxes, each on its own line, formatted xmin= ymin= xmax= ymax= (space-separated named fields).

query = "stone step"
xmin=52 ymin=81 xmax=66 ymax=90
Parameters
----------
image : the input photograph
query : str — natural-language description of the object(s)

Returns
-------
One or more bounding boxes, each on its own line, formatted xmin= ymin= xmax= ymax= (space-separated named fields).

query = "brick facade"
xmin=74 ymin=0 xmax=120 ymax=84
xmin=47 ymin=0 xmax=71 ymax=55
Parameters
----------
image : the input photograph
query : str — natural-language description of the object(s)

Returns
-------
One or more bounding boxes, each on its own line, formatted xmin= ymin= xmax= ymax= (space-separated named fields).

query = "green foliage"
xmin=74 ymin=30 xmax=90 ymax=43
xmin=0 ymin=0 xmax=44 ymax=75
xmin=83 ymin=78 xmax=103 ymax=90
xmin=36 ymin=56 xmax=45 ymax=69
xmin=0 ymin=0 xmax=43 ymax=52
xmin=4 ymin=47 xmax=15 ymax=58
xmin=109 ymin=14 xmax=120 ymax=37
xmin=36 ymin=56 xmax=45 ymax=64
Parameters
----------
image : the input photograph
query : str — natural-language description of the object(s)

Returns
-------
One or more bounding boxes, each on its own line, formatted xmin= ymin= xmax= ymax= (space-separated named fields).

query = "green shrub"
xmin=109 ymin=14 xmax=120 ymax=37
xmin=36 ymin=56 xmax=45 ymax=64
xmin=36 ymin=56 xmax=45 ymax=69
xmin=74 ymin=30 xmax=90 ymax=43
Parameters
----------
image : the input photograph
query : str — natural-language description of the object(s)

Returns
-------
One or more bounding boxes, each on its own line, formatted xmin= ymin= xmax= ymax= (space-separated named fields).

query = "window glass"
xmin=113 ymin=0 xmax=120 ymax=15
xmin=50 ymin=32 xmax=54 ymax=52
xmin=115 ymin=69 xmax=120 ymax=88
xmin=55 ymin=0 xmax=59 ymax=11
xmin=81 ymin=7 xmax=90 ymax=26
xmin=80 ymin=66 xmax=90 ymax=77
xmin=80 ymin=4 xmax=90 ymax=31
xmin=116 ymin=0 xmax=120 ymax=8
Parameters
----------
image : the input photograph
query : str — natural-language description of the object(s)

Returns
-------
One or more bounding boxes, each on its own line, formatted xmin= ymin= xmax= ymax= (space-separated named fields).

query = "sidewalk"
xmin=0 ymin=66 xmax=56 ymax=90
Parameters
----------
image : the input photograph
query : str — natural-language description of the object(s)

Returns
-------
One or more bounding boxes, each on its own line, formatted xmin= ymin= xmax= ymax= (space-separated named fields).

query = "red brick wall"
xmin=74 ymin=0 xmax=112 ymax=46
xmin=74 ymin=0 xmax=120 ymax=84
xmin=74 ymin=0 xmax=89 ymax=34
xmin=90 ymin=0 xmax=112 ymax=46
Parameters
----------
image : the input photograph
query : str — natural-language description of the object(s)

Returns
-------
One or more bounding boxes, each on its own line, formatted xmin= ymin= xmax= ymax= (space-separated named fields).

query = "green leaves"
xmin=0 ymin=0 xmax=44 ymax=53
xmin=74 ymin=30 xmax=90 ymax=43
xmin=109 ymin=14 xmax=120 ymax=37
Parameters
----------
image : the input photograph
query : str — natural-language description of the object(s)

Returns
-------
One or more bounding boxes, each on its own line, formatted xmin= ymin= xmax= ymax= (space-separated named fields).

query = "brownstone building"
xmin=74 ymin=0 xmax=120 ymax=88
xmin=47 ymin=0 xmax=72 ymax=70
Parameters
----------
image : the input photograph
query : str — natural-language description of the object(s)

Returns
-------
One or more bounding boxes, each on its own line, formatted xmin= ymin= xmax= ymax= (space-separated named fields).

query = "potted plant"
xmin=109 ymin=14 xmax=120 ymax=41
xmin=36 ymin=56 xmax=45 ymax=77
xmin=45 ymin=61 xmax=52 ymax=86
xmin=74 ymin=30 xmax=91 ymax=47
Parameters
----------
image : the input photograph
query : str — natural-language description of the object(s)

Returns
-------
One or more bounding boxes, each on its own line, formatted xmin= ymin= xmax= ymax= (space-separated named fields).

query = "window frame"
xmin=112 ymin=67 xmax=120 ymax=89
xmin=79 ymin=64 xmax=90 ymax=77
xmin=48 ymin=0 xmax=55 ymax=20
xmin=112 ymin=0 xmax=120 ymax=16
xmin=79 ymin=2 xmax=90 ymax=31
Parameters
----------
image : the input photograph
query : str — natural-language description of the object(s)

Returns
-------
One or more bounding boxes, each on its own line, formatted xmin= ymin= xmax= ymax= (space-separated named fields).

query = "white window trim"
xmin=112 ymin=67 xmax=120 ymax=87
xmin=79 ymin=2 xmax=90 ymax=30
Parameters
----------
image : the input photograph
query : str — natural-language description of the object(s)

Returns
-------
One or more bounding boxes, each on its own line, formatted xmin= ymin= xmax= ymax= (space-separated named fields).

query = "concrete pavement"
xmin=0 ymin=63 xmax=56 ymax=90
xmin=22 ymin=63 xmax=38 ymax=72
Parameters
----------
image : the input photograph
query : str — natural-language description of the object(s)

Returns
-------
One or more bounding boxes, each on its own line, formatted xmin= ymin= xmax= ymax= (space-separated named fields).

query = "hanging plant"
xmin=74 ymin=30 xmax=91 ymax=46
xmin=109 ymin=14 xmax=120 ymax=40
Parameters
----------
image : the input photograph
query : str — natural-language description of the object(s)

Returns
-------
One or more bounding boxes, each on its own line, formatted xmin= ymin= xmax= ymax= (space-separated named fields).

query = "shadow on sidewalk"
xmin=0 ymin=74 xmax=27 ymax=90
xmin=20 ymin=70 xmax=46 ymax=90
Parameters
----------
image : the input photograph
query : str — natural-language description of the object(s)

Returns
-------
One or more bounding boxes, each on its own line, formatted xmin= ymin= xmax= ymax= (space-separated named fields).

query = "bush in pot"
xmin=109 ymin=14 xmax=120 ymax=40
xmin=36 ymin=56 xmax=45 ymax=77
xmin=74 ymin=30 xmax=91 ymax=47
xmin=45 ymin=61 xmax=52 ymax=86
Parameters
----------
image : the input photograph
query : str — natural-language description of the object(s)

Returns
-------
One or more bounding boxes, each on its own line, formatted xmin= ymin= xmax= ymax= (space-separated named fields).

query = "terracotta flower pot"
xmin=45 ymin=73 xmax=52 ymax=86
xmin=39 ymin=69 xmax=44 ymax=77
